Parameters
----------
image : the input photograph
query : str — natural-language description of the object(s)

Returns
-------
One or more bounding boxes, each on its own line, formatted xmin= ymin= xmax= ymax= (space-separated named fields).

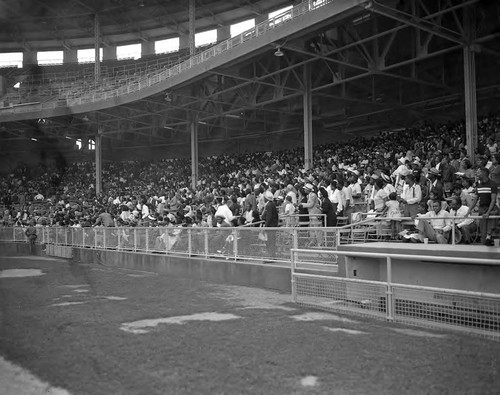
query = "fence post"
xmin=145 ymin=228 xmax=149 ymax=253
xmin=451 ymin=217 xmax=456 ymax=245
xmin=94 ymin=228 xmax=97 ymax=249
xmin=55 ymin=227 xmax=58 ymax=245
xmin=233 ymin=228 xmax=238 ymax=260
xmin=134 ymin=228 xmax=137 ymax=252
xmin=291 ymin=249 xmax=297 ymax=303
xmin=386 ymin=256 xmax=394 ymax=321
xmin=204 ymin=228 xmax=209 ymax=258
xmin=103 ymin=228 xmax=107 ymax=250
xmin=188 ymin=228 xmax=192 ymax=256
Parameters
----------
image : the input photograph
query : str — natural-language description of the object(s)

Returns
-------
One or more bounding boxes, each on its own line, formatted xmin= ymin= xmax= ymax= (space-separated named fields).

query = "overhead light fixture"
xmin=139 ymin=0 xmax=145 ymax=6
xmin=82 ymin=115 xmax=89 ymax=122
xmin=274 ymin=46 xmax=284 ymax=57
xmin=13 ymin=82 xmax=20 ymax=89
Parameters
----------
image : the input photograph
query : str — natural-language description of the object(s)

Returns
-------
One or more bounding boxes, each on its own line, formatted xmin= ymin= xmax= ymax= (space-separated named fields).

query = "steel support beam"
xmin=94 ymin=13 xmax=101 ymax=84
xmin=463 ymin=8 xmax=477 ymax=162
xmin=190 ymin=115 xmax=199 ymax=190
xmin=95 ymin=125 xmax=103 ymax=195
xmin=303 ymin=63 xmax=313 ymax=170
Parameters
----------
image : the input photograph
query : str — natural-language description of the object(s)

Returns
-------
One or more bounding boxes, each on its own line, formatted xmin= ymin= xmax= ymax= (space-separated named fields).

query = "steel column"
xmin=303 ymin=63 xmax=313 ymax=170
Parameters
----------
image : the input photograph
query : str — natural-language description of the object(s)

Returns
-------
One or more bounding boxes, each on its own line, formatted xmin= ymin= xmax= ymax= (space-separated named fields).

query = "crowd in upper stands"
xmin=1 ymin=113 xmax=499 ymax=245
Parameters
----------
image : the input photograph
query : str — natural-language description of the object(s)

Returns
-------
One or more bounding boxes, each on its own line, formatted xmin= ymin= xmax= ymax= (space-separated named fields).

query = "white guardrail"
xmin=0 ymin=225 xmax=342 ymax=264
xmin=1 ymin=0 xmax=337 ymax=113
xmin=291 ymin=248 xmax=500 ymax=339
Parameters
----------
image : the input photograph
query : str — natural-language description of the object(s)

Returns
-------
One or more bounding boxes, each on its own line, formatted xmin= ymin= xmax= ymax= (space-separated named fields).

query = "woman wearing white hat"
xmin=299 ymin=183 xmax=323 ymax=247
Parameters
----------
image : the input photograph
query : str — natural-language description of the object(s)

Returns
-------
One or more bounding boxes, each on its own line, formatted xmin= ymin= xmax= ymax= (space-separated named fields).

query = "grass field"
xmin=0 ymin=255 xmax=499 ymax=395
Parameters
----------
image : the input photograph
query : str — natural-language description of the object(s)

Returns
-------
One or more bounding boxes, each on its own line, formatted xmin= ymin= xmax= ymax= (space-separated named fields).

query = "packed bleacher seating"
xmin=1 ymin=113 xmax=500 ymax=246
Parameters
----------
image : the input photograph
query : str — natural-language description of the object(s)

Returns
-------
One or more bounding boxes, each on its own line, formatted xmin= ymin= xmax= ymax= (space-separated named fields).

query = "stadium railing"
xmin=291 ymin=248 xmax=500 ymax=339
xmin=0 ymin=224 xmax=345 ymax=265
xmin=0 ymin=0 xmax=341 ymax=113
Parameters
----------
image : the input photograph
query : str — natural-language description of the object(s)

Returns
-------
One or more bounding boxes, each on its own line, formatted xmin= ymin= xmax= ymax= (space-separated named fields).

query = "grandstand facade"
xmin=0 ymin=0 xmax=499 ymax=177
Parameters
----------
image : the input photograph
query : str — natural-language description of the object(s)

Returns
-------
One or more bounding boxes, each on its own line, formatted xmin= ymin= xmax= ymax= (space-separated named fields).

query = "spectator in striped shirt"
xmin=467 ymin=167 xmax=499 ymax=246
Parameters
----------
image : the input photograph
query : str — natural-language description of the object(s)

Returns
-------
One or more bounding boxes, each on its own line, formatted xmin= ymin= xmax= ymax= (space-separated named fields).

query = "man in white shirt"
xmin=415 ymin=200 xmax=452 ymax=244
xmin=448 ymin=197 xmax=476 ymax=244
xmin=400 ymin=174 xmax=422 ymax=217
xmin=348 ymin=175 xmax=363 ymax=213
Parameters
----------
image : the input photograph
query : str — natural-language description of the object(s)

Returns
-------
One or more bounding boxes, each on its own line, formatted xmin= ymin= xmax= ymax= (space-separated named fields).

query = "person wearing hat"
xmin=261 ymin=190 xmax=279 ymax=260
xmin=299 ymin=183 xmax=323 ymax=246
xmin=427 ymin=167 xmax=445 ymax=207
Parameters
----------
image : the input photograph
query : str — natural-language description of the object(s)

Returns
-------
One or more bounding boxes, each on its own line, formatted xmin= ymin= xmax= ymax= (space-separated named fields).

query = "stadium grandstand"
xmin=1 ymin=0 xmax=500 ymax=393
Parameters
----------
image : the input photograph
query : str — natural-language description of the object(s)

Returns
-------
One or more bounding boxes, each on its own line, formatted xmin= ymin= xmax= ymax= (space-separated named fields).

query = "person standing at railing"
xmin=466 ymin=167 xmax=499 ymax=246
xmin=261 ymin=191 xmax=279 ymax=260
xmin=25 ymin=220 xmax=37 ymax=255
xmin=300 ymin=183 xmax=323 ymax=247
xmin=318 ymin=187 xmax=336 ymax=227
xmin=283 ymin=195 xmax=296 ymax=227
xmin=400 ymin=174 xmax=422 ymax=217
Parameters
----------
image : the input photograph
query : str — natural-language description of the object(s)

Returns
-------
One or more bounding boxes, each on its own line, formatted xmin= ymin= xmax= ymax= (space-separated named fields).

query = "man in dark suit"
xmin=261 ymin=190 xmax=279 ymax=260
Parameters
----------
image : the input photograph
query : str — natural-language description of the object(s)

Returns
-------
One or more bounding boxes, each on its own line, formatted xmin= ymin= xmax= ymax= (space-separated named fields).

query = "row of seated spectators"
xmin=1 ymin=114 xmax=499 ymax=245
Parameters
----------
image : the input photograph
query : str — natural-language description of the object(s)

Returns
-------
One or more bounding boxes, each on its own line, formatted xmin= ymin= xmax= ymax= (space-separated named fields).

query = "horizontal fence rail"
xmin=0 ymin=225 xmax=341 ymax=265
xmin=291 ymin=248 xmax=500 ymax=339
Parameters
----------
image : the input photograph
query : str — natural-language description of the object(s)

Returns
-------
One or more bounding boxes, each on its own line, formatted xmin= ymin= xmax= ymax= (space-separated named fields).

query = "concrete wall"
xmin=0 ymin=242 xmax=291 ymax=292
xmin=338 ymin=243 xmax=500 ymax=294
xmin=72 ymin=248 xmax=291 ymax=292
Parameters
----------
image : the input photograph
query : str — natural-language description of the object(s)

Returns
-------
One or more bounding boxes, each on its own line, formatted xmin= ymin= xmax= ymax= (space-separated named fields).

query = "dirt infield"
xmin=0 ymin=255 xmax=499 ymax=394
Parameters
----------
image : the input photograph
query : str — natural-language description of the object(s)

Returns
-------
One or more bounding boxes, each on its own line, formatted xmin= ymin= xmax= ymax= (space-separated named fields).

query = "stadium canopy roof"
xmin=0 ymin=0 xmax=500 ymax=162
xmin=0 ymin=0 xmax=289 ymax=51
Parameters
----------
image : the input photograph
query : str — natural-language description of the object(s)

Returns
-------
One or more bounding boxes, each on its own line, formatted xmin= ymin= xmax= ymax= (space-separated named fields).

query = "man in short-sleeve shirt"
xmin=468 ymin=167 xmax=499 ymax=246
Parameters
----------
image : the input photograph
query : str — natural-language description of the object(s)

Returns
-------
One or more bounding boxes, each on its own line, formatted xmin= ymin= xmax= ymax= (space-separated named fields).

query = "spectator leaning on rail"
xmin=466 ymin=167 xmax=499 ymax=246
xmin=261 ymin=190 xmax=279 ymax=260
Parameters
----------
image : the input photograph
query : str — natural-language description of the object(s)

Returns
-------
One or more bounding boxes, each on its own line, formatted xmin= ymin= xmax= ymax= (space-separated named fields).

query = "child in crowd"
xmin=384 ymin=192 xmax=402 ymax=238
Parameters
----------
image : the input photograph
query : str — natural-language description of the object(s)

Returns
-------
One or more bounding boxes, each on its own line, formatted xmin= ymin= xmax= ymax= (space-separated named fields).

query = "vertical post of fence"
xmin=103 ymin=228 xmax=107 ymax=250
xmin=82 ymin=228 xmax=85 ymax=247
xmin=204 ymin=229 xmax=209 ymax=258
xmin=117 ymin=229 xmax=121 ymax=250
xmin=55 ymin=227 xmax=58 ymax=245
xmin=94 ymin=228 xmax=97 ymax=249
xmin=386 ymin=256 xmax=394 ymax=321
xmin=293 ymin=228 xmax=298 ymax=250
xmin=145 ymin=228 xmax=149 ymax=253
xmin=134 ymin=228 xmax=137 ymax=252
xmin=291 ymin=249 xmax=297 ymax=302
xmin=65 ymin=228 xmax=68 ymax=246
xmin=233 ymin=228 xmax=238 ymax=260
xmin=451 ymin=217 xmax=456 ymax=245
xmin=188 ymin=229 xmax=192 ymax=256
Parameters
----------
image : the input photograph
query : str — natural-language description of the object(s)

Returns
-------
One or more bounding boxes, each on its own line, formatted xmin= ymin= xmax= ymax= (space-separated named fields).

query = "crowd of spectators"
xmin=1 ymin=113 xmax=499 ymax=246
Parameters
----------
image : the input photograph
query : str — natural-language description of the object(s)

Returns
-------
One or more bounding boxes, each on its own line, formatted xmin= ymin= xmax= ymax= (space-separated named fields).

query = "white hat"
xmin=264 ymin=191 xmax=274 ymax=201
xmin=304 ymin=183 xmax=314 ymax=191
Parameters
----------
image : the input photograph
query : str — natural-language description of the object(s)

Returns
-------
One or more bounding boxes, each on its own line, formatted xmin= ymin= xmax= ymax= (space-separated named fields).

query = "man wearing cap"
xmin=261 ymin=190 xmax=279 ymax=259
xmin=427 ymin=168 xmax=445 ymax=202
